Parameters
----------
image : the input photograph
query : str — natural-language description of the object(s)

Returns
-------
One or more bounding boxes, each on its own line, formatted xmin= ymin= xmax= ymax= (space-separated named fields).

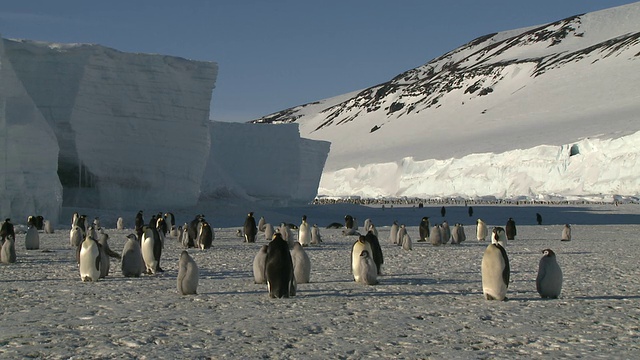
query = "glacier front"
xmin=0 ymin=37 xmax=330 ymax=224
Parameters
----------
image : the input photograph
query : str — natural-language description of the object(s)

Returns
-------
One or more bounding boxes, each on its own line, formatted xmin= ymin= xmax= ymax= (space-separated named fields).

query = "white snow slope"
xmin=254 ymin=3 xmax=640 ymax=202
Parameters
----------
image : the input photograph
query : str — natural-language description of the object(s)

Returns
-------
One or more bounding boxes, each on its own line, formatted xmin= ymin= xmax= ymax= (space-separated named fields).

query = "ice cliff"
xmin=0 ymin=38 xmax=329 ymax=223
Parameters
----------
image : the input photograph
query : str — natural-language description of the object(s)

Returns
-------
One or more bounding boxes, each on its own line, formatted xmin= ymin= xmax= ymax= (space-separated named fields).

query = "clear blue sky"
xmin=1 ymin=0 xmax=637 ymax=122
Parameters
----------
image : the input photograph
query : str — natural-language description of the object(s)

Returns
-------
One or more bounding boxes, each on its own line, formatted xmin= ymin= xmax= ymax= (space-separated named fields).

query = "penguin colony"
xmin=2 ymin=208 xmax=568 ymax=301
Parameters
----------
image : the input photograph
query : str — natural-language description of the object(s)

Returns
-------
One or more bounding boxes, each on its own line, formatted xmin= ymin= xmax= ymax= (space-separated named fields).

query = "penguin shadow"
xmin=572 ymin=295 xmax=640 ymax=301
xmin=199 ymin=269 xmax=252 ymax=280
xmin=199 ymin=289 xmax=266 ymax=296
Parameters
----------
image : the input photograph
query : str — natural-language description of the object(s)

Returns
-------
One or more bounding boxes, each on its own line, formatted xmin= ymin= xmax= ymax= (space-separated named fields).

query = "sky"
xmin=1 ymin=0 xmax=637 ymax=123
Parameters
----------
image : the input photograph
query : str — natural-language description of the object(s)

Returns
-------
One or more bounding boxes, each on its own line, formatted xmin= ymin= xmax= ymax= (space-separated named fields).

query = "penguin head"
xmin=302 ymin=215 xmax=307 ymax=221
xmin=360 ymin=250 xmax=370 ymax=258
xmin=357 ymin=235 xmax=366 ymax=244
xmin=126 ymin=233 xmax=138 ymax=241
xmin=421 ymin=217 xmax=428 ymax=221
xmin=542 ymin=249 xmax=556 ymax=257
xmin=272 ymin=233 xmax=284 ymax=241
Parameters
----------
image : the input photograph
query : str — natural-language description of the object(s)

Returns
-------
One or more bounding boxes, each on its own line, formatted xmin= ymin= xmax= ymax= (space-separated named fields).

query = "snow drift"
xmin=253 ymin=3 xmax=640 ymax=201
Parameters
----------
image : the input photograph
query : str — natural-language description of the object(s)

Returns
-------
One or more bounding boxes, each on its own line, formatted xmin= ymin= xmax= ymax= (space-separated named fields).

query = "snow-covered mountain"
xmin=253 ymin=3 xmax=640 ymax=201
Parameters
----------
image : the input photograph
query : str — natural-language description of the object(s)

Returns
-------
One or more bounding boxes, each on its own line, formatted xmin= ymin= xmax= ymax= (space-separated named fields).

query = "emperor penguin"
xmin=70 ymin=225 xmax=83 ymax=247
xmin=253 ymin=245 xmax=269 ymax=284
xmin=368 ymin=222 xmax=379 ymax=238
xmin=298 ymin=215 xmax=311 ymax=247
xmin=351 ymin=236 xmax=374 ymax=282
xmin=429 ymin=224 xmax=442 ymax=246
xmin=180 ymin=223 xmax=190 ymax=248
xmin=43 ymin=220 xmax=54 ymax=234
xmin=561 ymin=224 xmax=571 ymax=241
xmin=310 ymin=224 xmax=322 ymax=245
xmin=265 ymin=233 xmax=296 ymax=298
xmin=396 ymin=224 xmax=408 ymax=247
xmin=1 ymin=218 xmax=15 ymax=245
xmin=141 ymin=227 xmax=161 ymax=274
xmin=476 ymin=219 xmax=488 ymax=241
xmin=257 ymin=216 xmax=266 ymax=232
xmin=116 ymin=217 xmax=124 ymax=230
xmin=401 ymin=228 xmax=412 ymax=251
xmin=291 ymin=242 xmax=311 ymax=284
xmin=481 ymin=243 xmax=510 ymax=301
xmin=264 ymin=223 xmax=275 ymax=241
xmin=279 ymin=223 xmax=294 ymax=249
xmin=1 ymin=235 xmax=16 ymax=264
xmin=363 ymin=219 xmax=372 ymax=234
xmin=71 ymin=212 xmax=79 ymax=229
xmin=357 ymin=250 xmax=378 ymax=285
xmin=441 ymin=221 xmax=451 ymax=244
xmin=451 ymin=223 xmax=466 ymax=244
xmin=79 ymin=235 xmax=101 ymax=282
xmin=536 ymin=249 xmax=563 ymax=299
xmin=418 ymin=217 xmax=430 ymax=242
xmin=97 ymin=240 xmax=110 ymax=279
xmin=197 ymin=221 xmax=214 ymax=250
xmin=177 ymin=251 xmax=199 ymax=295
xmin=164 ymin=212 xmax=176 ymax=229
xmin=344 ymin=215 xmax=354 ymax=230
xmin=98 ymin=233 xmax=121 ymax=278
xmin=121 ymin=234 xmax=143 ymax=277
xmin=389 ymin=221 xmax=399 ymax=245
xmin=505 ymin=218 xmax=517 ymax=240
xmin=243 ymin=212 xmax=258 ymax=243
xmin=491 ymin=227 xmax=507 ymax=247
xmin=93 ymin=217 xmax=101 ymax=231
xmin=24 ymin=224 xmax=40 ymax=250
xmin=365 ymin=231 xmax=384 ymax=274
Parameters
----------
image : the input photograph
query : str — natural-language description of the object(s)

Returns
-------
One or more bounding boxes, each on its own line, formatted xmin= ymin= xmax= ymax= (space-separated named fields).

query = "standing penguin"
xmin=396 ymin=224 xmax=408 ymax=247
xmin=418 ymin=217 xmax=430 ymax=242
xmin=561 ymin=224 xmax=572 ymax=241
xmin=1 ymin=235 xmax=16 ymax=264
xmin=401 ymin=228 xmax=412 ymax=251
xmin=440 ymin=206 xmax=446 ymax=217
xmin=351 ymin=236 xmax=374 ymax=282
xmin=43 ymin=220 xmax=54 ymax=234
xmin=257 ymin=216 xmax=266 ymax=232
xmin=279 ymin=223 xmax=294 ymax=249
xmin=429 ymin=224 xmax=442 ymax=246
xmin=310 ymin=224 xmax=322 ymax=245
xmin=69 ymin=225 xmax=83 ymax=247
xmin=141 ymin=227 xmax=161 ymax=274
xmin=116 ymin=217 xmax=125 ymax=230
xmin=180 ymin=223 xmax=190 ymax=248
xmin=451 ymin=223 xmax=466 ymax=244
xmin=536 ymin=249 xmax=563 ymax=299
xmin=476 ymin=219 xmax=488 ymax=241
xmin=291 ymin=242 xmax=311 ymax=284
xmin=98 ymin=233 xmax=121 ymax=278
xmin=505 ymin=218 xmax=517 ymax=240
xmin=491 ymin=227 xmax=507 ymax=247
xmin=389 ymin=221 xmax=399 ymax=245
xmin=481 ymin=243 xmax=510 ymax=301
xmin=264 ymin=223 xmax=275 ymax=241
xmin=344 ymin=215 xmax=354 ymax=230
xmin=441 ymin=221 xmax=451 ymax=244
xmin=265 ymin=233 xmax=296 ymax=298
xmin=357 ymin=250 xmax=379 ymax=285
xmin=364 ymin=231 xmax=384 ymax=274
xmin=298 ymin=215 xmax=311 ymax=247
xmin=243 ymin=212 xmax=258 ymax=243
xmin=79 ymin=235 xmax=101 ymax=282
xmin=177 ymin=251 xmax=199 ymax=295
xmin=536 ymin=213 xmax=543 ymax=225
xmin=25 ymin=224 xmax=40 ymax=250
xmin=197 ymin=221 xmax=214 ymax=250
xmin=121 ymin=234 xmax=143 ymax=278
xmin=253 ymin=245 xmax=269 ymax=284
xmin=1 ymin=218 xmax=15 ymax=245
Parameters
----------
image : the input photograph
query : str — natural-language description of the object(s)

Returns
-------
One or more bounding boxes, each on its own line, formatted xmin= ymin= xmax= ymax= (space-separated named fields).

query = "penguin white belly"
xmin=351 ymin=241 xmax=373 ymax=282
xmin=537 ymin=257 xmax=563 ymax=298
xmin=358 ymin=254 xmax=378 ymax=285
xmin=177 ymin=251 xmax=199 ymax=295
xmin=141 ymin=231 xmax=157 ymax=274
xmin=298 ymin=222 xmax=310 ymax=246
xmin=79 ymin=239 xmax=100 ymax=282
xmin=25 ymin=226 xmax=40 ymax=250
xmin=481 ymin=244 xmax=509 ymax=301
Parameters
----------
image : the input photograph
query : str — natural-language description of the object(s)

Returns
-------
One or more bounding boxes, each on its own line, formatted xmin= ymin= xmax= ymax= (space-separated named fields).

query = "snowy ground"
xmin=1 ymin=203 xmax=640 ymax=359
